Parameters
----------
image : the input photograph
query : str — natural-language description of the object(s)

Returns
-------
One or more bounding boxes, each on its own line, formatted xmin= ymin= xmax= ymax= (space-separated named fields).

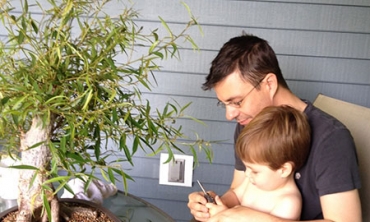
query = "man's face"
xmin=214 ymin=71 xmax=273 ymax=125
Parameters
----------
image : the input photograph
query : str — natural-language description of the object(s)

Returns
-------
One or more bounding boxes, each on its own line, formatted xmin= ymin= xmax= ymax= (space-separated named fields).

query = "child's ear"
xmin=279 ymin=162 xmax=294 ymax=178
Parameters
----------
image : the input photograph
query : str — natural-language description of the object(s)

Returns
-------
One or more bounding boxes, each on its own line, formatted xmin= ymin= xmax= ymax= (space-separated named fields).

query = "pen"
xmin=197 ymin=180 xmax=215 ymax=203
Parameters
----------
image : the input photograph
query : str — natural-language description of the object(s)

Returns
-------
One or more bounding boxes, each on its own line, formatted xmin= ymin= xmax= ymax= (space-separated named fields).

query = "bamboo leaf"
xmin=152 ymin=51 xmax=164 ymax=59
xmin=132 ymin=136 xmax=139 ymax=155
xmin=120 ymin=135 xmax=133 ymax=165
xmin=112 ymin=108 xmax=118 ymax=123
xmin=32 ymin=81 xmax=42 ymax=94
xmin=107 ymin=167 xmax=115 ymax=183
xmin=66 ymin=152 xmax=84 ymax=163
xmin=30 ymin=19 xmax=38 ymax=34
xmin=111 ymin=168 xmax=134 ymax=193
xmin=100 ymin=169 xmax=109 ymax=182
xmin=185 ymin=115 xmax=206 ymax=126
xmin=158 ymin=16 xmax=172 ymax=38
xmin=180 ymin=102 xmax=192 ymax=113
xmin=42 ymin=191 xmax=52 ymax=221
xmin=186 ymin=35 xmax=199 ymax=50
xmin=28 ymin=141 xmax=45 ymax=149
xmin=60 ymin=136 xmax=67 ymax=153
xmin=21 ymin=16 xmax=27 ymax=30
xmin=82 ymin=89 xmax=93 ymax=110
xmin=94 ymin=138 xmax=101 ymax=160
xmin=53 ymin=180 xmax=68 ymax=195
xmin=29 ymin=172 xmax=38 ymax=189
xmin=17 ymin=32 xmax=25 ymax=44
xmin=24 ymin=0 xmax=29 ymax=13
xmin=149 ymin=41 xmax=159 ymax=54
xmin=170 ymin=43 xmax=178 ymax=58
xmin=10 ymin=15 xmax=16 ymax=23
xmin=62 ymin=0 xmax=73 ymax=17
xmin=9 ymin=165 xmax=38 ymax=170
xmin=49 ymin=147 xmax=58 ymax=172
xmin=45 ymin=176 xmax=71 ymax=184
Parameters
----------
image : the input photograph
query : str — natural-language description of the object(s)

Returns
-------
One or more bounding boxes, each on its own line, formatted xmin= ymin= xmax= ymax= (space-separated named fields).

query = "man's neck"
xmin=273 ymin=87 xmax=308 ymax=112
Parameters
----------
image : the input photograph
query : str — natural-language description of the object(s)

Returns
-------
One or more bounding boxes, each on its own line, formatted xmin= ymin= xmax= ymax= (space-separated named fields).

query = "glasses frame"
xmin=216 ymin=80 xmax=262 ymax=109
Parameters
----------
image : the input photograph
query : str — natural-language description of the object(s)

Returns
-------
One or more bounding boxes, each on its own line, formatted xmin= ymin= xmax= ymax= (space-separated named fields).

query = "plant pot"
xmin=0 ymin=198 xmax=121 ymax=222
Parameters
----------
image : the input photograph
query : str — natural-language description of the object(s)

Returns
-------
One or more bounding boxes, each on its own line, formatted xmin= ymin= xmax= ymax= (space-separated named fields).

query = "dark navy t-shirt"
xmin=233 ymin=101 xmax=361 ymax=220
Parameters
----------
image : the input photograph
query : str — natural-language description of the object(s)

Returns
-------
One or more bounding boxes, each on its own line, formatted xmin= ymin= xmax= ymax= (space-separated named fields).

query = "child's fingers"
xmin=214 ymin=195 xmax=223 ymax=205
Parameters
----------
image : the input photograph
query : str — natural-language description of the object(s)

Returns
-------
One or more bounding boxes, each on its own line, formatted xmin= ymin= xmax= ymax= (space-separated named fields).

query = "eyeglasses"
xmin=217 ymin=82 xmax=260 ymax=109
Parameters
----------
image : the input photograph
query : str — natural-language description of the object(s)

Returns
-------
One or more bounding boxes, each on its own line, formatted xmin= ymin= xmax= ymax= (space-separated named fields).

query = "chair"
xmin=313 ymin=93 xmax=370 ymax=221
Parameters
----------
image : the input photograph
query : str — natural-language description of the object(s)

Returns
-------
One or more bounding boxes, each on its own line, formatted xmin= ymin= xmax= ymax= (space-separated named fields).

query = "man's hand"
xmin=188 ymin=191 xmax=213 ymax=221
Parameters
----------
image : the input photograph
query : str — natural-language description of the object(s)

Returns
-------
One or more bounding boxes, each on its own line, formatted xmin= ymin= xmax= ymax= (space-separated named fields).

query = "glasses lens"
xmin=217 ymin=101 xmax=226 ymax=108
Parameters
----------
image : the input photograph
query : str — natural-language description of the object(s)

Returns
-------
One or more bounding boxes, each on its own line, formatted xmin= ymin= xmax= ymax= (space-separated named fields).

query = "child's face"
xmin=244 ymin=161 xmax=283 ymax=191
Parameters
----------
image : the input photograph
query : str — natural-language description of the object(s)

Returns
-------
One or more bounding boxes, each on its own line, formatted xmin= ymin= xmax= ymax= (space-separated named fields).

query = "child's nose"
xmin=245 ymin=168 xmax=251 ymax=177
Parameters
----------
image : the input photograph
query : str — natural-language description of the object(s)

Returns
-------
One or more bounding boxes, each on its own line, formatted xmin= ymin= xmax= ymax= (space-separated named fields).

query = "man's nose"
xmin=225 ymin=106 xmax=239 ymax=121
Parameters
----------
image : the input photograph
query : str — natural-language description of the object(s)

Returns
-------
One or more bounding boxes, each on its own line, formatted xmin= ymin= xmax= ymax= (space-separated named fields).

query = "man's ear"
xmin=279 ymin=162 xmax=294 ymax=178
xmin=264 ymin=73 xmax=278 ymax=99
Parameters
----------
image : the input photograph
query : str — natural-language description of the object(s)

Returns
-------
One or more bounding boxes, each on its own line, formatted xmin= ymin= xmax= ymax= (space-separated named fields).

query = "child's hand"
xmin=205 ymin=195 xmax=228 ymax=217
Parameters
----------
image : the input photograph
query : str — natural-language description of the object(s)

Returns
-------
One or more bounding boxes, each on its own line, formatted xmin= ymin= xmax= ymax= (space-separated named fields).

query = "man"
xmin=187 ymin=34 xmax=362 ymax=222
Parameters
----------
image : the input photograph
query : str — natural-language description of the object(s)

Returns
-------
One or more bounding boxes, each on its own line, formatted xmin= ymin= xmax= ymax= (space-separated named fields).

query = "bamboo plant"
xmin=0 ymin=0 xmax=212 ymax=221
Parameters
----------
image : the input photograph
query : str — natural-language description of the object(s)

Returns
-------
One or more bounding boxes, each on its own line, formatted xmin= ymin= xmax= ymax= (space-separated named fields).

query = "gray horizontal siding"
xmin=228 ymin=0 xmax=370 ymax=7
xmin=134 ymin=0 xmax=370 ymax=33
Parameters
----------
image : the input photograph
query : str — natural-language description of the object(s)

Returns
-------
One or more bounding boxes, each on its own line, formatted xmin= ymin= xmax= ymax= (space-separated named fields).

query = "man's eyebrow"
xmin=218 ymin=96 xmax=239 ymax=103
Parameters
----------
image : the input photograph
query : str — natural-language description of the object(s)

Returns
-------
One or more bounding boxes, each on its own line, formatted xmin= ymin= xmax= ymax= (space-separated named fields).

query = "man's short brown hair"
xmin=202 ymin=34 xmax=289 ymax=91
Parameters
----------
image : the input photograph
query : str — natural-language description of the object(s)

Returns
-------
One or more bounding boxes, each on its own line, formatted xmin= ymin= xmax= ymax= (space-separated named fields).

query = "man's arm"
xmin=230 ymin=169 xmax=245 ymax=189
xmin=219 ymin=169 xmax=245 ymax=208
xmin=207 ymin=189 xmax=362 ymax=222
xmin=320 ymin=189 xmax=361 ymax=222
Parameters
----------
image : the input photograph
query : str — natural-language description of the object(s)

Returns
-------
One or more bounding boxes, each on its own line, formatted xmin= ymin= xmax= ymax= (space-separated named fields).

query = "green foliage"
xmin=0 ymin=0 xmax=212 ymax=195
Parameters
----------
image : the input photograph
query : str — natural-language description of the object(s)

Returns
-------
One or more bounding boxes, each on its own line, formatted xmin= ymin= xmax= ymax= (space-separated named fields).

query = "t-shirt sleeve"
xmin=315 ymin=128 xmax=361 ymax=196
xmin=234 ymin=123 xmax=246 ymax=171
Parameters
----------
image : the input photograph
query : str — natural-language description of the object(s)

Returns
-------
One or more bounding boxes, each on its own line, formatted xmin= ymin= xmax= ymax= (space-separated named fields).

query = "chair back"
xmin=313 ymin=93 xmax=370 ymax=221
